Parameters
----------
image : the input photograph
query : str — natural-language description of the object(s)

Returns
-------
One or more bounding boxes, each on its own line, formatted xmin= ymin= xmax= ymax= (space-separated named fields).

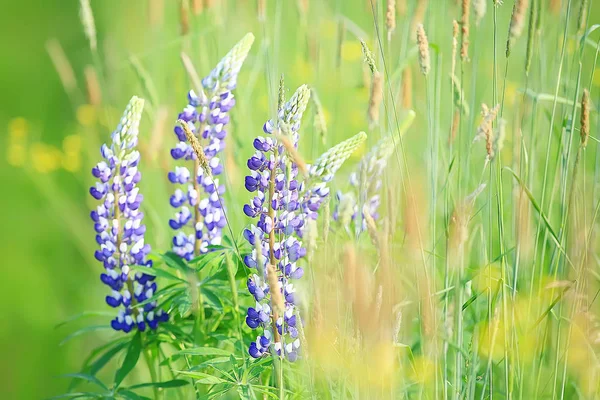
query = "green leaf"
xmin=60 ymin=325 xmax=112 ymax=346
xmin=114 ymin=332 xmax=142 ymax=388
xmin=88 ymin=340 xmax=129 ymax=376
xmin=174 ymin=370 xmax=228 ymax=385
xmin=131 ymin=265 xmax=186 ymax=283
xmin=160 ymin=252 xmax=195 ymax=274
xmin=177 ymin=346 xmax=232 ymax=357
xmin=127 ymin=379 xmax=189 ymax=390
xmin=201 ymin=288 xmax=223 ymax=311
xmin=47 ymin=392 xmax=105 ymax=399
xmin=237 ymin=385 xmax=252 ymax=400
xmin=503 ymin=167 xmax=572 ymax=266
xmin=59 ymin=373 xmax=108 ymax=391
xmin=55 ymin=311 xmax=115 ymax=329
xmin=117 ymin=388 xmax=151 ymax=400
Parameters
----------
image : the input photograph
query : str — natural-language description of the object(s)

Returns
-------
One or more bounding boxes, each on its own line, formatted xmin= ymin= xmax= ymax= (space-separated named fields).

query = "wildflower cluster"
xmin=169 ymin=33 xmax=254 ymax=260
xmin=334 ymin=132 xmax=400 ymax=235
xmin=90 ymin=96 xmax=167 ymax=332
xmin=243 ymin=85 xmax=366 ymax=361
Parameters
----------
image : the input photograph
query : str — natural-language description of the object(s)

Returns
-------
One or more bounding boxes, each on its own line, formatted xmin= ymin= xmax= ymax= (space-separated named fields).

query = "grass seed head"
xmin=178 ymin=119 xmax=212 ymax=178
xmin=368 ymin=73 xmax=384 ymax=126
xmin=386 ymin=0 xmax=396 ymax=39
xmin=506 ymin=0 xmax=529 ymax=57
xmin=416 ymin=24 xmax=431 ymax=76
xmin=581 ymin=89 xmax=590 ymax=148
xmin=360 ymin=40 xmax=378 ymax=74
xmin=473 ymin=0 xmax=486 ymax=26
xmin=461 ymin=0 xmax=470 ymax=61
xmin=79 ymin=0 xmax=97 ymax=52
xmin=180 ymin=0 xmax=190 ymax=35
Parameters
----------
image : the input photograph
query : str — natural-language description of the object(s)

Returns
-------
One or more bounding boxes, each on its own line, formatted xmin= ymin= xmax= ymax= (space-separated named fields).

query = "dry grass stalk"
xmin=267 ymin=263 xmax=285 ymax=315
xmin=452 ymin=20 xmax=459 ymax=80
xmin=180 ymin=0 xmax=190 ymax=35
xmin=506 ymin=0 xmax=529 ymax=57
xmin=473 ymin=0 xmax=486 ymax=26
xmin=323 ymin=199 xmax=331 ymax=244
xmin=386 ymin=0 xmax=396 ymax=39
xmin=298 ymin=0 xmax=309 ymax=18
xmin=336 ymin=19 xmax=346 ymax=69
xmin=79 ymin=0 xmax=97 ymax=52
xmin=363 ymin=205 xmax=380 ymax=247
xmin=178 ymin=120 xmax=211 ymax=177
xmin=416 ymin=24 xmax=430 ymax=76
xmin=476 ymin=104 xmax=500 ymax=160
xmin=581 ymin=89 xmax=590 ymax=148
xmin=549 ymin=0 xmax=560 ymax=15
xmin=148 ymin=106 xmax=169 ymax=161
xmin=84 ymin=65 xmax=102 ymax=106
xmin=180 ymin=52 xmax=204 ymax=99
xmin=149 ymin=0 xmax=165 ymax=27
xmin=449 ymin=109 xmax=460 ymax=144
xmin=192 ymin=0 xmax=204 ymax=15
xmin=525 ymin=0 xmax=537 ymax=75
xmin=397 ymin=0 xmax=406 ymax=16
xmin=368 ymin=72 xmax=384 ymax=127
xmin=411 ymin=0 xmax=428 ymax=39
xmin=401 ymin=67 xmax=413 ymax=109
xmin=460 ymin=0 xmax=470 ymax=61
xmin=258 ymin=0 xmax=266 ymax=22
xmin=311 ymin=88 xmax=327 ymax=144
xmin=46 ymin=39 xmax=78 ymax=97
xmin=578 ymin=0 xmax=589 ymax=34
xmin=275 ymin=133 xmax=309 ymax=177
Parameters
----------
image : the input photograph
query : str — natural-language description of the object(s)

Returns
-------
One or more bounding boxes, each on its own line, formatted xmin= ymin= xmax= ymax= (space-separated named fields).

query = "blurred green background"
xmin=2 ymin=0 xmax=600 ymax=398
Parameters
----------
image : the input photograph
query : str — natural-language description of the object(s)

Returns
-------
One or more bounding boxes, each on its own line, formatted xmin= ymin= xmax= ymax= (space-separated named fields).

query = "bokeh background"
xmin=2 ymin=0 xmax=600 ymax=398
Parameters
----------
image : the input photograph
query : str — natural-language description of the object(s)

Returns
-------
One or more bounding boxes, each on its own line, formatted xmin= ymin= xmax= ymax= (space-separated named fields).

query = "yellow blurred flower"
xmin=62 ymin=134 xmax=82 ymax=154
xmin=410 ymin=355 xmax=435 ymax=384
xmin=472 ymin=263 xmax=502 ymax=294
xmin=319 ymin=19 xmax=336 ymax=40
xmin=8 ymin=117 xmax=28 ymax=141
xmin=7 ymin=144 xmax=27 ymax=167
xmin=76 ymin=104 xmax=97 ymax=127
xmin=62 ymin=153 xmax=81 ymax=173
xmin=30 ymin=142 xmax=62 ymax=173
xmin=342 ymin=40 xmax=363 ymax=62
xmin=292 ymin=56 xmax=314 ymax=83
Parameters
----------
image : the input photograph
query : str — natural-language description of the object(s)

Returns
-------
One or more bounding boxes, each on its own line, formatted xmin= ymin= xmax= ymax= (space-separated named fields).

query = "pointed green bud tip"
xmin=310 ymin=131 xmax=367 ymax=182
xmin=283 ymin=84 xmax=311 ymax=125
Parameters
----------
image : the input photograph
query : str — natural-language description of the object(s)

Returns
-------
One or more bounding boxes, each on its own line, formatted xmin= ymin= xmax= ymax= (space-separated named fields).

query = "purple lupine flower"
xmin=169 ymin=33 xmax=254 ymax=260
xmin=332 ymin=111 xmax=414 ymax=235
xmin=90 ymin=96 xmax=168 ymax=332
xmin=242 ymin=85 xmax=366 ymax=362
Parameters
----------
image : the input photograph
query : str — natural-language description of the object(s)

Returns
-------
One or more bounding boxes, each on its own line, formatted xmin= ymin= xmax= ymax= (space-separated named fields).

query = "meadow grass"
xmin=4 ymin=0 xmax=600 ymax=399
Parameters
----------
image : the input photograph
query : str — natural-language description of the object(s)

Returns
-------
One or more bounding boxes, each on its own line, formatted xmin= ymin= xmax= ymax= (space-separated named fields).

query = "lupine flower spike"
xmin=90 ymin=96 xmax=168 ymax=332
xmin=243 ymin=85 xmax=366 ymax=362
xmin=169 ymin=33 xmax=254 ymax=260
xmin=334 ymin=111 xmax=415 ymax=236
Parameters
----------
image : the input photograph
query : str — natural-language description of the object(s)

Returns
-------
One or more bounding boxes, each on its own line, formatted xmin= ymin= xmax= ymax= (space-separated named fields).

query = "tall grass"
xmin=6 ymin=0 xmax=600 ymax=398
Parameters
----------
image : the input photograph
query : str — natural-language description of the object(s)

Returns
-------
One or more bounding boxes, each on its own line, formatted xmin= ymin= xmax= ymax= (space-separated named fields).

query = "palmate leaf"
xmin=309 ymin=131 xmax=367 ymax=182
xmin=114 ymin=331 xmax=142 ymax=388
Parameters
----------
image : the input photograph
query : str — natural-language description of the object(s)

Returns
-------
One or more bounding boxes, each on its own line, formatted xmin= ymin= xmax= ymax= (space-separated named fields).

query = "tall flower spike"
xmin=90 ymin=96 xmax=168 ymax=333
xmin=334 ymin=111 xmax=415 ymax=235
xmin=243 ymin=85 xmax=362 ymax=362
xmin=170 ymin=33 xmax=254 ymax=260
